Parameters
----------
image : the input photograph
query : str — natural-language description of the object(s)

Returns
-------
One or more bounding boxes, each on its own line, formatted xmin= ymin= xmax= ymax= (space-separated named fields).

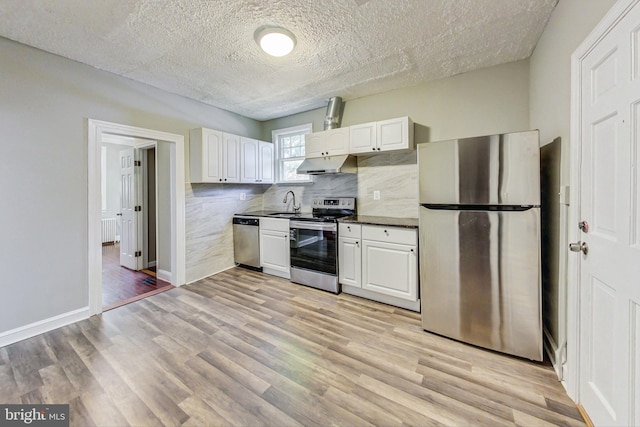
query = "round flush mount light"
xmin=255 ymin=26 xmax=296 ymax=57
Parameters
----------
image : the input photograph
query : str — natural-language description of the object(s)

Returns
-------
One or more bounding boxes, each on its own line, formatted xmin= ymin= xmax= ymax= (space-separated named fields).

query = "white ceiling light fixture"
xmin=255 ymin=26 xmax=296 ymax=57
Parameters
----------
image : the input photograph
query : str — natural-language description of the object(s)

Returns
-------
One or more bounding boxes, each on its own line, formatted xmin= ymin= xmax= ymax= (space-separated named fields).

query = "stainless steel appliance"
xmin=289 ymin=197 xmax=356 ymax=293
xmin=418 ymin=130 xmax=543 ymax=361
xmin=296 ymin=155 xmax=357 ymax=175
xmin=233 ymin=216 xmax=262 ymax=271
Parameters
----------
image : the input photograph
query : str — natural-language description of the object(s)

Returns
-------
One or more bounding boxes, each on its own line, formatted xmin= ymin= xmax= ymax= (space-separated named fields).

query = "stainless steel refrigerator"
xmin=418 ymin=130 xmax=543 ymax=361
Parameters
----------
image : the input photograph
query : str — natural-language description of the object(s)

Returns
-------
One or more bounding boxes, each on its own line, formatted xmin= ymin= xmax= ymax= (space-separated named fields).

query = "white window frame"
xmin=272 ymin=123 xmax=313 ymax=184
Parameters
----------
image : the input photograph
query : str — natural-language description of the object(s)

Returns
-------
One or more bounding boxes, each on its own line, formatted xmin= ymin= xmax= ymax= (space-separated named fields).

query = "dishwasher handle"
xmin=233 ymin=217 xmax=259 ymax=226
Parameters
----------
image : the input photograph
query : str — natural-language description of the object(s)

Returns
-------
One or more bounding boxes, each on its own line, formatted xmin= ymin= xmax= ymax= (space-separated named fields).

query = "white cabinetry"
xmin=338 ymin=223 xmax=361 ymax=287
xmin=305 ymin=127 xmax=349 ymax=158
xmin=349 ymin=116 xmax=414 ymax=154
xmin=259 ymin=141 xmax=274 ymax=183
xmin=260 ymin=218 xmax=290 ymax=279
xmin=190 ymin=128 xmax=240 ymax=183
xmin=361 ymin=225 xmax=417 ymax=302
xmin=241 ymin=138 xmax=274 ymax=184
xmin=339 ymin=223 xmax=419 ymax=311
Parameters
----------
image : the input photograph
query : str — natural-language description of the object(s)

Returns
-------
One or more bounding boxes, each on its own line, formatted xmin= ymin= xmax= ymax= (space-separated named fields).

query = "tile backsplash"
xmin=263 ymin=151 xmax=418 ymax=218
xmin=185 ymin=150 xmax=419 ymax=282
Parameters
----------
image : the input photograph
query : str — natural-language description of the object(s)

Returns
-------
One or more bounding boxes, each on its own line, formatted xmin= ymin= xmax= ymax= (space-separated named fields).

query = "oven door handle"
xmin=289 ymin=221 xmax=337 ymax=232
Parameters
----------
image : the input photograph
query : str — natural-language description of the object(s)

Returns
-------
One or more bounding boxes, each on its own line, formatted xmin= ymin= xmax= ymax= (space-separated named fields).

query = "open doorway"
xmin=100 ymin=137 xmax=172 ymax=310
xmin=88 ymin=119 xmax=186 ymax=317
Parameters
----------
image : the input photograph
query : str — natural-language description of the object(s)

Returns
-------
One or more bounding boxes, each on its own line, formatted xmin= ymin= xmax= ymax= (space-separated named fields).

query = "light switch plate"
xmin=373 ymin=190 xmax=380 ymax=200
xmin=240 ymin=193 xmax=246 ymax=201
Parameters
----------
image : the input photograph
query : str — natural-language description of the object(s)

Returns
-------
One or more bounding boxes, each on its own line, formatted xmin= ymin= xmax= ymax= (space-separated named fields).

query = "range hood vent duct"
xmin=323 ymin=96 xmax=343 ymax=130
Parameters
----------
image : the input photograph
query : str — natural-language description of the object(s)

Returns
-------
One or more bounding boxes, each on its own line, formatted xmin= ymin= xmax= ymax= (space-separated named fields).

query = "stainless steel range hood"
xmin=296 ymin=155 xmax=357 ymax=175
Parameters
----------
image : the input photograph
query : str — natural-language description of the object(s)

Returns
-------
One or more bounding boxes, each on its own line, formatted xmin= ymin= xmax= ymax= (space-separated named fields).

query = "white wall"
xmin=0 ymin=37 xmax=261 ymax=335
xmin=102 ymin=143 xmax=129 ymax=221
xmin=263 ymin=60 xmax=531 ymax=218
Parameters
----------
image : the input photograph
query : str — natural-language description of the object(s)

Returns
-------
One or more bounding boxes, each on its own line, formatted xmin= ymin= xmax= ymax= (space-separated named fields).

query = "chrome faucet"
xmin=283 ymin=190 xmax=300 ymax=213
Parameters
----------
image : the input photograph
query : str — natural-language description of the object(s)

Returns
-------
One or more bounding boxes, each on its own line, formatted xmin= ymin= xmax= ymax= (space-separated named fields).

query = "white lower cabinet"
xmin=260 ymin=218 xmax=290 ymax=279
xmin=338 ymin=223 xmax=361 ymax=288
xmin=339 ymin=223 xmax=419 ymax=311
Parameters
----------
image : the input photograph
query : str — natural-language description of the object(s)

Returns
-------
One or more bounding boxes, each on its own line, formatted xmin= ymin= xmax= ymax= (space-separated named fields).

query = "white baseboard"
xmin=0 ymin=307 xmax=90 ymax=348
xmin=186 ymin=265 xmax=235 ymax=285
xmin=342 ymin=285 xmax=421 ymax=312
xmin=157 ymin=269 xmax=172 ymax=283
xmin=147 ymin=261 xmax=157 ymax=268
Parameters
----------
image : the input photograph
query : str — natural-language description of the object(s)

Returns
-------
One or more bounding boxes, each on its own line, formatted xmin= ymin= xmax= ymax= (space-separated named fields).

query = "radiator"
xmin=101 ymin=218 xmax=118 ymax=244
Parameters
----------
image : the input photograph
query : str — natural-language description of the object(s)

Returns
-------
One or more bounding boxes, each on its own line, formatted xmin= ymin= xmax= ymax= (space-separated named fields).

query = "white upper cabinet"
xmin=241 ymin=137 xmax=274 ymax=184
xmin=222 ymin=133 xmax=241 ymax=183
xmin=349 ymin=122 xmax=377 ymax=153
xmin=240 ymin=137 xmax=259 ymax=183
xmin=191 ymin=128 xmax=224 ymax=183
xmin=349 ymin=116 xmax=414 ymax=154
xmin=305 ymin=127 xmax=349 ymax=158
xmin=191 ymin=128 xmax=274 ymax=184
xmin=259 ymin=141 xmax=274 ymax=183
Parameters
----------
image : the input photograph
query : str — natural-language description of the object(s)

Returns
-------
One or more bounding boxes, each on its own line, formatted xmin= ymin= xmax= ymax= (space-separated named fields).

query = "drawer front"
xmin=339 ymin=223 xmax=361 ymax=238
xmin=362 ymin=225 xmax=416 ymax=245
xmin=260 ymin=217 xmax=289 ymax=232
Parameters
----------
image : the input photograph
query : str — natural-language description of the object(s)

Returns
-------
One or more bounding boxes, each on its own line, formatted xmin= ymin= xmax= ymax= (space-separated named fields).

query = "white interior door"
xmin=119 ymin=148 xmax=140 ymax=270
xmin=577 ymin=2 xmax=640 ymax=425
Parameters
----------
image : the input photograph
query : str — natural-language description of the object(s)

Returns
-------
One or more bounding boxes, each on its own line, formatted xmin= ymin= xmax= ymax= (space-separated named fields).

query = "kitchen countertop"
xmin=236 ymin=211 xmax=419 ymax=228
xmin=338 ymin=215 xmax=419 ymax=229
xmin=235 ymin=210 xmax=305 ymax=219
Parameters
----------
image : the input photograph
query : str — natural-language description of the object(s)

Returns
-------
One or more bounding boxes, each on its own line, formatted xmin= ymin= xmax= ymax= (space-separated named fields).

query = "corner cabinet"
xmin=260 ymin=218 xmax=290 ymax=279
xmin=190 ymin=128 xmax=240 ymax=183
xmin=305 ymin=127 xmax=349 ymax=158
xmin=339 ymin=223 xmax=419 ymax=311
xmin=349 ymin=116 xmax=414 ymax=154
xmin=240 ymin=137 xmax=274 ymax=184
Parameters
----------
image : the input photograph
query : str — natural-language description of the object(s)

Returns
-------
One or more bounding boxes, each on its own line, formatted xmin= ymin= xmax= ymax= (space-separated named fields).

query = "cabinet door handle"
xmin=410 ymin=248 xmax=414 ymax=252
xmin=372 ymin=147 xmax=376 ymax=151
xmin=377 ymin=147 xmax=381 ymax=151
xmin=356 ymin=241 xmax=359 ymax=247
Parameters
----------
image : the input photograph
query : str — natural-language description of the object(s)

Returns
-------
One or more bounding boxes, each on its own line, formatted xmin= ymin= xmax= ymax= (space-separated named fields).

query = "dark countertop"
xmin=338 ymin=215 xmax=419 ymax=229
xmin=234 ymin=210 xmax=306 ymax=219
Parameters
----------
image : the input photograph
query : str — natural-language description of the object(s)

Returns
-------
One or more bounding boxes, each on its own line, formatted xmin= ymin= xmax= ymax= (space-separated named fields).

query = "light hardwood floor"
xmin=0 ymin=268 xmax=585 ymax=426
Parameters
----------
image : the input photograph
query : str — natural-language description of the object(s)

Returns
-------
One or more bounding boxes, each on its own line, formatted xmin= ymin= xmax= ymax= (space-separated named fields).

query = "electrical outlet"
xmin=373 ymin=190 xmax=380 ymax=200
xmin=240 ymin=192 xmax=246 ymax=201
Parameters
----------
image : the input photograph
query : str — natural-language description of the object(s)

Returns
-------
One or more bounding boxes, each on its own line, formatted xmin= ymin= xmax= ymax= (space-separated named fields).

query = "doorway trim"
xmin=568 ymin=0 xmax=638 ymax=402
xmin=88 ymin=119 xmax=186 ymax=316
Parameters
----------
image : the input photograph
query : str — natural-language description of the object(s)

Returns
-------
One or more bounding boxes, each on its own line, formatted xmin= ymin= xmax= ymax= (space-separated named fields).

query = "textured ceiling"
xmin=0 ymin=0 xmax=558 ymax=121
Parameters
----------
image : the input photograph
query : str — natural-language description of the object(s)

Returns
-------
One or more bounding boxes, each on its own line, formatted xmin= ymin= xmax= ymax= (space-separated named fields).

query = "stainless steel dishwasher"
xmin=233 ymin=216 xmax=262 ymax=271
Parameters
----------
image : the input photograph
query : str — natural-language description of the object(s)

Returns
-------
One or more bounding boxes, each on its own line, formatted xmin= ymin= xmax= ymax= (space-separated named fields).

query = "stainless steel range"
xmin=289 ymin=197 xmax=356 ymax=293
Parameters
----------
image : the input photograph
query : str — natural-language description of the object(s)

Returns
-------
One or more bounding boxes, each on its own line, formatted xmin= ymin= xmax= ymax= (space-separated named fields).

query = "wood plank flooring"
xmin=1 ymin=268 xmax=585 ymax=427
xmin=102 ymin=243 xmax=173 ymax=310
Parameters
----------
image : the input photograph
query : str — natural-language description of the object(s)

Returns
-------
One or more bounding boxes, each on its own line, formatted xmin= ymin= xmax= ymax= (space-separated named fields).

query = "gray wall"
xmin=263 ymin=60 xmax=531 ymax=218
xmin=0 ymin=37 xmax=261 ymax=334
xmin=529 ymin=0 xmax=617 ymax=375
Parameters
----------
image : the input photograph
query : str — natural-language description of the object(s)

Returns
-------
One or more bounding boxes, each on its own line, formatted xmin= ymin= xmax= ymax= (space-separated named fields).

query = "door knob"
xmin=569 ymin=241 xmax=589 ymax=255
